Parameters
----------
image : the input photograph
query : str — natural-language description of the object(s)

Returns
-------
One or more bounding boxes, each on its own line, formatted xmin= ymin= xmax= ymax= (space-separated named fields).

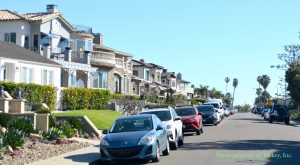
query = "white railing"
xmin=91 ymin=51 xmax=116 ymax=66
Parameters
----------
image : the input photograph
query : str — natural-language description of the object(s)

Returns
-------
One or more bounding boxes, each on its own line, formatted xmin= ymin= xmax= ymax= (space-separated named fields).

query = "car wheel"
xmin=170 ymin=134 xmax=178 ymax=150
xmin=152 ymin=143 xmax=160 ymax=162
xmin=162 ymin=139 xmax=170 ymax=156
xmin=200 ymin=125 xmax=204 ymax=133
xmin=269 ymin=118 xmax=273 ymax=123
xmin=178 ymin=134 xmax=184 ymax=146
xmin=285 ymin=119 xmax=290 ymax=125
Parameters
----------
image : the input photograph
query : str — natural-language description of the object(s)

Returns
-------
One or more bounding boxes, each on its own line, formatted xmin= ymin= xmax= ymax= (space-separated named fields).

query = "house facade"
xmin=0 ymin=40 xmax=61 ymax=87
xmin=0 ymin=5 xmax=97 ymax=88
xmin=176 ymin=73 xmax=194 ymax=99
xmin=91 ymin=34 xmax=133 ymax=95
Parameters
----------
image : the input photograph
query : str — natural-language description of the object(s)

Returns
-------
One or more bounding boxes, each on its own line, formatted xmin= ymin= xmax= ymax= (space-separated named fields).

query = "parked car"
xmin=175 ymin=105 xmax=203 ymax=135
xmin=228 ymin=107 xmax=236 ymax=115
xmin=261 ymin=108 xmax=269 ymax=117
xmin=263 ymin=108 xmax=271 ymax=120
xmin=224 ymin=107 xmax=230 ymax=117
xmin=254 ymin=107 xmax=263 ymax=114
xmin=99 ymin=114 xmax=170 ymax=163
xmin=139 ymin=106 xmax=184 ymax=150
xmin=269 ymin=104 xmax=290 ymax=125
xmin=203 ymin=102 xmax=224 ymax=120
xmin=197 ymin=105 xmax=219 ymax=125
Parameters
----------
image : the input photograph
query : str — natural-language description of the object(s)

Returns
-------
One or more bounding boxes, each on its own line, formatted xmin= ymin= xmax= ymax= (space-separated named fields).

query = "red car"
xmin=175 ymin=106 xmax=204 ymax=135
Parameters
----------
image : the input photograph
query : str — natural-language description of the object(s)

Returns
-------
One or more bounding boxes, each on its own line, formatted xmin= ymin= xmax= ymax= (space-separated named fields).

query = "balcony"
xmin=116 ymin=58 xmax=123 ymax=68
xmin=91 ymin=51 xmax=116 ymax=67
xmin=178 ymin=86 xmax=194 ymax=94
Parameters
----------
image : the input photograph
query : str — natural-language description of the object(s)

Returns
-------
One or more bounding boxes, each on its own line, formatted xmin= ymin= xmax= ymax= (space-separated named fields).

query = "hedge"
xmin=0 ymin=82 xmax=56 ymax=110
xmin=62 ymin=88 xmax=111 ymax=110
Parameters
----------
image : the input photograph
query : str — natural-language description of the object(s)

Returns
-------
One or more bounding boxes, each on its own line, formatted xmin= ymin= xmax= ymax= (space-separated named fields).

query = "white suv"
xmin=140 ymin=106 xmax=184 ymax=150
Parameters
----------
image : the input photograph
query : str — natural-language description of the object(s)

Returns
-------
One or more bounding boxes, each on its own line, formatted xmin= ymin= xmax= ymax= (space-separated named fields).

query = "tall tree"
xmin=285 ymin=61 xmax=300 ymax=105
xmin=196 ymin=85 xmax=209 ymax=98
xmin=232 ymin=78 xmax=239 ymax=106
xmin=224 ymin=93 xmax=233 ymax=106
xmin=209 ymin=88 xmax=224 ymax=98
xmin=260 ymin=75 xmax=271 ymax=91
xmin=278 ymin=45 xmax=300 ymax=64
xmin=225 ymin=77 xmax=230 ymax=94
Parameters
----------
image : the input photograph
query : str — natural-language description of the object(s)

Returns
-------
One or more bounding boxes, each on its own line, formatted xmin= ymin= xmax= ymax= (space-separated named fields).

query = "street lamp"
xmin=270 ymin=64 xmax=287 ymax=105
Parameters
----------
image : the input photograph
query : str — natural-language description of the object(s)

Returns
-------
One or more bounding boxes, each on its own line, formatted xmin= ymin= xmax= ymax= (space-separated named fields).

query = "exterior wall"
xmin=0 ymin=58 xmax=61 ymax=88
xmin=0 ymin=21 xmax=31 ymax=47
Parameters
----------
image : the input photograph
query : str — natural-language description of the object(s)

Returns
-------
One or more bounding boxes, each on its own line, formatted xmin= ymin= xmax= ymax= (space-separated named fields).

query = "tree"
xmin=259 ymin=75 xmax=271 ymax=91
xmin=195 ymin=85 xmax=209 ymax=98
xmin=285 ymin=61 xmax=300 ymax=105
xmin=224 ymin=93 xmax=233 ymax=106
xmin=209 ymin=88 xmax=224 ymax=98
xmin=232 ymin=78 xmax=238 ymax=106
xmin=225 ymin=77 xmax=230 ymax=93
xmin=278 ymin=45 xmax=300 ymax=64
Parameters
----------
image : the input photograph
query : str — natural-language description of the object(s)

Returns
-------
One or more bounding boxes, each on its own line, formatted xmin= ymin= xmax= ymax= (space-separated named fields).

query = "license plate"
xmin=182 ymin=125 xmax=186 ymax=128
xmin=203 ymin=119 xmax=206 ymax=122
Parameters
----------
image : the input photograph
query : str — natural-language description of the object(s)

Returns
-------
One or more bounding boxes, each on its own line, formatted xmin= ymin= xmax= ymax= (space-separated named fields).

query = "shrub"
xmin=68 ymin=118 xmax=83 ymax=133
xmin=3 ymin=128 xmax=25 ymax=149
xmin=0 ymin=134 xmax=4 ymax=159
xmin=62 ymin=123 xmax=73 ymax=138
xmin=0 ymin=113 xmax=11 ymax=128
xmin=49 ymin=114 xmax=57 ymax=128
xmin=47 ymin=127 xmax=64 ymax=140
xmin=62 ymin=88 xmax=111 ymax=110
xmin=0 ymin=82 xmax=56 ymax=110
xmin=8 ymin=117 xmax=34 ymax=137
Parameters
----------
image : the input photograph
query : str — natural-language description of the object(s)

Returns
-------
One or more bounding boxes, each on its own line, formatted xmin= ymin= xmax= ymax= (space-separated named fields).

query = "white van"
xmin=206 ymin=99 xmax=224 ymax=119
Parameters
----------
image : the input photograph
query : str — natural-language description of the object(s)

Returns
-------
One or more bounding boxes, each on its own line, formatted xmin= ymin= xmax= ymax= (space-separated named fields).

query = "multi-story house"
xmin=176 ymin=73 xmax=194 ymax=99
xmin=0 ymin=4 xmax=97 ymax=88
xmin=161 ymin=69 xmax=177 ymax=92
xmin=91 ymin=34 xmax=133 ymax=95
xmin=131 ymin=59 xmax=165 ymax=97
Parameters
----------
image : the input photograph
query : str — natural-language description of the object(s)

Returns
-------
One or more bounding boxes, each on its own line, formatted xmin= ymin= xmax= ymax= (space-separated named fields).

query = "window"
xmin=144 ymin=69 xmax=150 ymax=81
xmin=24 ymin=36 xmax=29 ymax=49
xmin=33 ymin=34 xmax=39 ymax=51
xmin=114 ymin=75 xmax=121 ymax=93
xmin=41 ymin=69 xmax=53 ymax=85
xmin=93 ymin=70 xmax=108 ymax=89
xmin=133 ymin=70 xmax=138 ymax=76
xmin=71 ymin=71 xmax=77 ymax=87
xmin=4 ymin=33 xmax=16 ymax=43
xmin=156 ymin=72 xmax=161 ymax=82
xmin=171 ymin=80 xmax=176 ymax=87
xmin=21 ymin=67 xmax=33 ymax=83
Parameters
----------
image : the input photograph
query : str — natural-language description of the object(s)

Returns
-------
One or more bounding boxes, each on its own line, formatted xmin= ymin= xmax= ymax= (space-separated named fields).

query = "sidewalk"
xmin=29 ymin=138 xmax=100 ymax=165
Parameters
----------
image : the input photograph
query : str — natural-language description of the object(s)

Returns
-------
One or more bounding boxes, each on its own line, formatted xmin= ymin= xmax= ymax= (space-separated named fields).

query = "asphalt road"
xmin=91 ymin=113 xmax=300 ymax=165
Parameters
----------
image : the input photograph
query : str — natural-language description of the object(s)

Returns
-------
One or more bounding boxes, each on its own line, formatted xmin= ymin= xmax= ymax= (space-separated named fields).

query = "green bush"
xmin=47 ymin=127 xmax=64 ymax=140
xmin=68 ymin=118 xmax=83 ymax=133
xmin=62 ymin=88 xmax=111 ymax=110
xmin=62 ymin=123 xmax=73 ymax=138
xmin=0 ymin=82 xmax=56 ymax=110
xmin=0 ymin=113 xmax=11 ymax=128
xmin=8 ymin=117 xmax=34 ymax=137
xmin=4 ymin=128 xmax=25 ymax=149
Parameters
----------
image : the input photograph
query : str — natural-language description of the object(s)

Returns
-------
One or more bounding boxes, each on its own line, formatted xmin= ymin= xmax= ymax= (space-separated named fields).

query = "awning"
xmin=41 ymin=32 xmax=55 ymax=38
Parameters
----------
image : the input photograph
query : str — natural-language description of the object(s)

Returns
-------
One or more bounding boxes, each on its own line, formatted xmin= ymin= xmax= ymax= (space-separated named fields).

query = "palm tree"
xmin=232 ymin=78 xmax=239 ymax=106
xmin=197 ymin=85 xmax=209 ymax=98
xmin=225 ymin=77 xmax=230 ymax=93
xmin=260 ymin=75 xmax=271 ymax=91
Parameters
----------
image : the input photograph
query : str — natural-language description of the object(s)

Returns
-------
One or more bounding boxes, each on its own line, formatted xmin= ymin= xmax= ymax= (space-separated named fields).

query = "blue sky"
xmin=2 ymin=0 xmax=300 ymax=105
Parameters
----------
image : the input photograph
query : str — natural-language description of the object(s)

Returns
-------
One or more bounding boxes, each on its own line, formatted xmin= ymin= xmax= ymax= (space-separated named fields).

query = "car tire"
xmin=285 ymin=119 xmax=290 ymax=125
xmin=200 ymin=125 xmax=204 ymax=133
xmin=162 ymin=139 xmax=170 ymax=156
xmin=269 ymin=118 xmax=273 ymax=123
xmin=152 ymin=143 xmax=160 ymax=162
xmin=178 ymin=135 xmax=184 ymax=146
xmin=170 ymin=134 xmax=178 ymax=150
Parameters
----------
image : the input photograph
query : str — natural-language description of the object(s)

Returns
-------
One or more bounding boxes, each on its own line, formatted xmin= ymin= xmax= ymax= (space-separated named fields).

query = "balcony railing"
xmin=91 ymin=51 xmax=116 ymax=67
xmin=71 ymin=51 xmax=87 ymax=64
xmin=116 ymin=58 xmax=123 ymax=68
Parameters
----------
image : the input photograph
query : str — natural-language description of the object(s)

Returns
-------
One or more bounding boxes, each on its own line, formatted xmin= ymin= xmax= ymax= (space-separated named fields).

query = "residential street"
xmin=92 ymin=113 xmax=300 ymax=165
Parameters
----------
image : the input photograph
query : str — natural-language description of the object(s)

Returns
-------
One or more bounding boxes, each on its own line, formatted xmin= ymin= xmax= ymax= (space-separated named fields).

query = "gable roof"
xmin=161 ymin=72 xmax=176 ymax=78
xmin=0 ymin=10 xmax=25 ymax=21
xmin=0 ymin=41 xmax=61 ymax=66
xmin=132 ymin=59 xmax=153 ymax=68
xmin=0 ymin=10 xmax=75 ymax=31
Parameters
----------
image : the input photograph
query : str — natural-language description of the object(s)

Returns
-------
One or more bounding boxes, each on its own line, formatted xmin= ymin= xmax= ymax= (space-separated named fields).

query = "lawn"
xmin=53 ymin=110 xmax=123 ymax=130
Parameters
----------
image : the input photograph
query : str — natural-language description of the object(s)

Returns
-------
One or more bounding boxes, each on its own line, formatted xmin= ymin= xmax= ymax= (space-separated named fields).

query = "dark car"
xmin=99 ymin=114 xmax=170 ymax=163
xmin=196 ymin=105 xmax=218 ymax=125
xmin=254 ymin=107 xmax=263 ymax=114
xmin=175 ymin=106 xmax=203 ymax=135
xmin=269 ymin=104 xmax=290 ymax=125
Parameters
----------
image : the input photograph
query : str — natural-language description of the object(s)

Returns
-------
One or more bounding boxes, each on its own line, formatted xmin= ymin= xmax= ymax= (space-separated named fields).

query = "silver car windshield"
xmin=110 ymin=118 xmax=153 ymax=133
xmin=141 ymin=111 xmax=172 ymax=121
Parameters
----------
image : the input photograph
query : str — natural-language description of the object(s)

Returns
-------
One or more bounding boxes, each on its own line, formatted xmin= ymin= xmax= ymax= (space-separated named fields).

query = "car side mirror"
xmin=174 ymin=117 xmax=181 ymax=121
xmin=102 ymin=130 xmax=109 ymax=134
xmin=198 ymin=112 xmax=203 ymax=115
xmin=156 ymin=125 xmax=164 ymax=130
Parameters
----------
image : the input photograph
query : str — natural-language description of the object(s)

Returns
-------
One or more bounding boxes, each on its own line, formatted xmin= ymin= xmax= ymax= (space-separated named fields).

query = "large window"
xmin=144 ymin=69 xmax=150 ymax=81
xmin=42 ymin=69 xmax=53 ymax=85
xmin=4 ymin=33 xmax=16 ymax=43
xmin=93 ymin=70 xmax=108 ymax=89
xmin=33 ymin=34 xmax=39 ymax=51
xmin=71 ymin=71 xmax=77 ymax=87
xmin=114 ymin=75 xmax=121 ymax=93
xmin=21 ymin=67 xmax=33 ymax=83
xmin=24 ymin=36 xmax=29 ymax=49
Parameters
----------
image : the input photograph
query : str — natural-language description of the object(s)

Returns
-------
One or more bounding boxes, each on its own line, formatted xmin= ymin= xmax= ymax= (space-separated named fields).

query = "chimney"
xmin=140 ymin=59 xmax=145 ymax=63
xmin=177 ymin=73 xmax=182 ymax=80
xmin=163 ymin=69 xmax=167 ymax=73
xmin=93 ymin=33 xmax=103 ymax=45
xmin=46 ymin=4 xmax=59 ymax=13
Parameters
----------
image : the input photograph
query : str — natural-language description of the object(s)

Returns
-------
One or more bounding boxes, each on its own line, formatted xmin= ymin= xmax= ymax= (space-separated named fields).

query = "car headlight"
xmin=189 ymin=118 xmax=197 ymax=121
xmin=139 ymin=133 xmax=155 ymax=145
xmin=100 ymin=139 xmax=110 ymax=146
xmin=166 ymin=124 xmax=172 ymax=129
